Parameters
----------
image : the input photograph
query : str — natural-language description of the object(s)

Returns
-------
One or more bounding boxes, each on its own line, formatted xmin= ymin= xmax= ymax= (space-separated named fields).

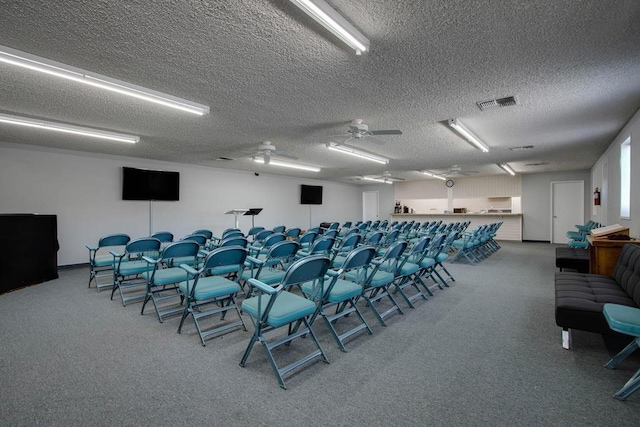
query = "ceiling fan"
xmin=441 ymin=165 xmax=480 ymax=176
xmin=335 ymin=119 xmax=403 ymax=144
xmin=237 ymin=141 xmax=298 ymax=164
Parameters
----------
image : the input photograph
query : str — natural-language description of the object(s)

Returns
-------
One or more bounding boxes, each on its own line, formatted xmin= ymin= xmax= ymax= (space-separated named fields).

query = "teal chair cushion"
xmin=143 ymin=267 xmax=189 ymax=286
xmin=118 ymin=260 xmax=153 ymax=276
xmin=179 ymin=276 xmax=239 ymax=301
xmin=398 ymin=262 xmax=420 ymax=276
xmin=603 ymin=304 xmax=640 ymax=337
xmin=368 ymin=270 xmax=395 ymax=287
xmin=242 ymin=291 xmax=316 ymax=328
xmin=94 ymin=254 xmax=114 ymax=267
xmin=436 ymin=253 xmax=448 ymax=263
xmin=301 ymin=278 xmax=362 ymax=303
xmin=420 ymin=258 xmax=436 ymax=269
xmin=240 ymin=268 xmax=286 ymax=285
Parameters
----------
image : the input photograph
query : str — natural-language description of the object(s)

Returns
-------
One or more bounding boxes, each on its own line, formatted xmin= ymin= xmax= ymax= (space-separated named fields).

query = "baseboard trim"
xmin=523 ymin=239 xmax=551 ymax=243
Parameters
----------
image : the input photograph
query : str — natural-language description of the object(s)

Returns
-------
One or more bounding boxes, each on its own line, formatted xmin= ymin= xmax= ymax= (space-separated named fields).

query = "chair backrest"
xmin=307 ymin=237 xmax=335 ymax=255
xmin=265 ymin=240 xmax=299 ymax=264
xmin=125 ymin=237 xmax=161 ymax=256
xmin=365 ymin=231 xmax=384 ymax=247
xmin=219 ymin=236 xmax=249 ymax=248
xmin=307 ymin=227 xmax=321 ymax=234
xmin=181 ymin=234 xmax=207 ymax=247
xmin=382 ymin=229 xmax=400 ymax=246
xmin=193 ymin=229 xmax=213 ymax=240
xmin=201 ymin=246 xmax=248 ymax=272
xmin=338 ymin=233 xmax=361 ymax=252
xmin=425 ymin=233 xmax=447 ymax=259
xmin=376 ymin=240 xmax=407 ymax=274
xmin=98 ymin=233 xmax=130 ymax=248
xmin=341 ymin=245 xmax=376 ymax=272
xmin=328 ymin=222 xmax=340 ymax=230
xmin=254 ymin=229 xmax=274 ymax=242
xmin=223 ymin=230 xmax=244 ymax=239
xmin=324 ymin=230 xmax=338 ymax=239
xmin=298 ymin=231 xmax=317 ymax=245
xmin=248 ymin=226 xmax=265 ymax=237
xmin=342 ymin=221 xmax=352 ymax=229
xmin=280 ymin=255 xmax=331 ymax=289
xmin=151 ymin=231 xmax=174 ymax=243
xmin=272 ymin=225 xmax=286 ymax=233
xmin=285 ymin=227 xmax=301 ymax=239
xmin=262 ymin=233 xmax=286 ymax=249
xmin=401 ymin=236 xmax=431 ymax=267
xmin=160 ymin=240 xmax=200 ymax=263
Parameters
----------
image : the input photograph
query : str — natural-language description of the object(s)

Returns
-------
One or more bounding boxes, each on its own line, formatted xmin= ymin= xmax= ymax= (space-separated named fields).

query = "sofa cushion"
xmin=613 ymin=244 xmax=640 ymax=306
xmin=555 ymin=247 xmax=589 ymax=273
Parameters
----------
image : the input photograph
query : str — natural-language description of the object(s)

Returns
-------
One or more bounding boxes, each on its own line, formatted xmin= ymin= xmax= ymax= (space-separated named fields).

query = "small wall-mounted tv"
xmin=122 ymin=167 xmax=180 ymax=201
xmin=300 ymin=184 xmax=323 ymax=205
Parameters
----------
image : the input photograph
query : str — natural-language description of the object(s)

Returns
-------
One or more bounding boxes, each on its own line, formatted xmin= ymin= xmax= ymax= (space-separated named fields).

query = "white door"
xmin=362 ymin=191 xmax=379 ymax=222
xmin=551 ymin=181 xmax=584 ymax=244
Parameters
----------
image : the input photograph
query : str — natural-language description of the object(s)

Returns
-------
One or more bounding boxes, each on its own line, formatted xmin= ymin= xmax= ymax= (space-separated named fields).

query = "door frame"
xmin=550 ymin=180 xmax=584 ymax=244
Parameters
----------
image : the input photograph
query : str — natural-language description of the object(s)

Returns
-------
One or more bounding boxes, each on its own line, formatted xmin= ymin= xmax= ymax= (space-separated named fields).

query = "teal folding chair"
xmin=388 ymin=236 xmax=431 ymax=308
xmin=86 ymin=233 xmax=130 ymax=291
xmin=151 ymin=231 xmax=173 ymax=244
xmin=603 ymin=304 xmax=640 ymax=400
xmin=298 ymin=230 xmax=318 ymax=252
xmin=330 ymin=233 xmax=361 ymax=268
xmin=306 ymin=246 xmax=376 ymax=352
xmin=178 ymin=246 xmax=248 ymax=346
xmin=418 ymin=233 xmax=447 ymax=295
xmin=240 ymin=255 xmax=331 ymax=389
xmin=240 ymin=240 xmax=299 ymax=295
xmin=285 ymin=227 xmax=301 ymax=240
xmin=353 ymin=241 xmax=407 ymax=326
xmin=296 ymin=236 xmax=335 ymax=258
xmin=140 ymin=240 xmax=200 ymax=323
xmin=272 ymin=225 xmax=286 ymax=233
xmin=110 ymin=237 xmax=161 ymax=306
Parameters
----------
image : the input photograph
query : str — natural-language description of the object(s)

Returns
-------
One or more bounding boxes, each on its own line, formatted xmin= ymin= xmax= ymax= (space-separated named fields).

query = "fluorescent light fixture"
xmin=420 ymin=171 xmax=447 ymax=181
xmin=252 ymin=157 xmax=320 ymax=172
xmin=0 ymin=112 xmax=139 ymax=143
xmin=0 ymin=45 xmax=210 ymax=116
xmin=498 ymin=163 xmax=516 ymax=175
xmin=289 ymin=0 xmax=370 ymax=54
xmin=362 ymin=176 xmax=392 ymax=184
xmin=326 ymin=142 xmax=389 ymax=164
xmin=448 ymin=119 xmax=490 ymax=153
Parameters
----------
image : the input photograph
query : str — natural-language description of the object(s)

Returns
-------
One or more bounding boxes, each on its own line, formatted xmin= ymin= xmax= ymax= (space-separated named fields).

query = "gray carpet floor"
xmin=1 ymin=241 xmax=639 ymax=426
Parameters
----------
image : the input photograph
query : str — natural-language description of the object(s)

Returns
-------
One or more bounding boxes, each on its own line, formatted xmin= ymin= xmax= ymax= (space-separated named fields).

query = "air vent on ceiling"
xmin=525 ymin=162 xmax=549 ymax=166
xmin=216 ymin=156 xmax=234 ymax=161
xmin=477 ymin=96 xmax=518 ymax=111
xmin=509 ymin=145 xmax=534 ymax=151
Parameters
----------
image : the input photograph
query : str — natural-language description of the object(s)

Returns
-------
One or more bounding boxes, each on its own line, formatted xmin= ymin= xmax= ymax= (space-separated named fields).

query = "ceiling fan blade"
xmin=370 ymin=130 xmax=403 ymax=135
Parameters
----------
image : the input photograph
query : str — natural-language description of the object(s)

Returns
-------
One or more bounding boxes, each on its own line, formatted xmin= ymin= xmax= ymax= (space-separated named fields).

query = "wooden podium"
xmin=586 ymin=227 xmax=640 ymax=276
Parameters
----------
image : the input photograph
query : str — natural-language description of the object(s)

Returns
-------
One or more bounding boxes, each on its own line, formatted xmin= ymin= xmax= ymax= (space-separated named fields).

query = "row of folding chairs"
xmin=240 ymin=230 xmax=461 ymax=388
xmin=86 ymin=225 xmax=461 ymax=389
xmin=449 ymin=222 xmax=503 ymax=264
xmin=566 ymin=220 xmax=602 ymax=249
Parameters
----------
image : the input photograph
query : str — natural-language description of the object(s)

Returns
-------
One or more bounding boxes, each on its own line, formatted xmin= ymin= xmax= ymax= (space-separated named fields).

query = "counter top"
xmin=390 ymin=212 xmax=523 ymax=216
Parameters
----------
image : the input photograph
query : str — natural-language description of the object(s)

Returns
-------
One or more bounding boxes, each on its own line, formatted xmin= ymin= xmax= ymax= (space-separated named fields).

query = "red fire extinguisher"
xmin=594 ymin=188 xmax=601 ymax=206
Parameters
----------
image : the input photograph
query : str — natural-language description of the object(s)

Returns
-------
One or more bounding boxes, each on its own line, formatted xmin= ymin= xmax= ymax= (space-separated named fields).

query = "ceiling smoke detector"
xmin=477 ymin=96 xmax=518 ymax=111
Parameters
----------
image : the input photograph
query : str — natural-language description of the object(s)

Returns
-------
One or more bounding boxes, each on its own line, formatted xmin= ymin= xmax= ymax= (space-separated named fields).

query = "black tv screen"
xmin=300 ymin=184 xmax=323 ymax=205
xmin=122 ymin=167 xmax=180 ymax=201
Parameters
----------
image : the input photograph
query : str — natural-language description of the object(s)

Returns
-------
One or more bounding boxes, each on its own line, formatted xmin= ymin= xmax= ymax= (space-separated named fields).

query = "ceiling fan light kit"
xmin=448 ymin=119 xmax=490 ymax=153
xmin=288 ymin=0 xmax=370 ymax=54
xmin=0 ymin=112 xmax=139 ymax=143
xmin=252 ymin=156 xmax=320 ymax=172
xmin=498 ymin=163 xmax=516 ymax=175
xmin=0 ymin=45 xmax=210 ymax=116
xmin=326 ymin=142 xmax=389 ymax=164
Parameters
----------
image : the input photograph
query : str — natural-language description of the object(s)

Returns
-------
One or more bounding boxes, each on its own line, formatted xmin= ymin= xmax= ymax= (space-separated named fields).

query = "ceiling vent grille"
xmin=477 ymin=96 xmax=518 ymax=111
xmin=509 ymin=145 xmax=534 ymax=151
xmin=216 ymin=156 xmax=234 ymax=161
xmin=525 ymin=162 xmax=549 ymax=166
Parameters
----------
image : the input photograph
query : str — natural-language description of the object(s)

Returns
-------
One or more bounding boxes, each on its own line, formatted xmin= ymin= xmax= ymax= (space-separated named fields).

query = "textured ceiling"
xmin=1 ymin=0 xmax=639 ymax=184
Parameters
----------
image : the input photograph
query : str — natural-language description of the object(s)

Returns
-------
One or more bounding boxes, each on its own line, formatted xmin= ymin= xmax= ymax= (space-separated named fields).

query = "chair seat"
xmin=240 ymin=268 xmax=286 ymax=285
xmin=179 ymin=276 xmax=240 ymax=301
xmin=420 ymin=258 xmax=436 ymax=269
xmin=94 ymin=254 xmax=115 ymax=267
xmin=143 ymin=267 xmax=188 ymax=286
xmin=118 ymin=260 xmax=154 ymax=276
xmin=436 ymin=253 xmax=448 ymax=263
xmin=208 ymin=265 xmax=241 ymax=276
xmin=368 ymin=270 xmax=395 ymax=287
xmin=604 ymin=304 xmax=640 ymax=337
xmin=301 ymin=278 xmax=362 ymax=304
xmin=242 ymin=291 xmax=316 ymax=328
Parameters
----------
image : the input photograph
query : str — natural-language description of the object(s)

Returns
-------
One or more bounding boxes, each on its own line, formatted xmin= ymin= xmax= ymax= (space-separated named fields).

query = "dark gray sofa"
xmin=555 ymin=243 xmax=640 ymax=349
xmin=555 ymin=246 xmax=590 ymax=273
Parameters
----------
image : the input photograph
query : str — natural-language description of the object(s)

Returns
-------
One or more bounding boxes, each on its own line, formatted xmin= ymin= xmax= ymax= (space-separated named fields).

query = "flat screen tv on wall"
xmin=122 ymin=167 xmax=180 ymax=201
xmin=300 ymin=184 xmax=323 ymax=205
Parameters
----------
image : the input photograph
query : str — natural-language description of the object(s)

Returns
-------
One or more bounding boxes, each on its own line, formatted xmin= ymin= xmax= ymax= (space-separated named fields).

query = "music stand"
xmin=224 ymin=209 xmax=249 ymax=229
xmin=244 ymin=208 xmax=263 ymax=228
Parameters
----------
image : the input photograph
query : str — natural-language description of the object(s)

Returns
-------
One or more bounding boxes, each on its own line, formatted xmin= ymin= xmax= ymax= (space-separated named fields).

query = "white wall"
xmin=590 ymin=107 xmax=640 ymax=238
xmin=0 ymin=143 xmax=361 ymax=266
xmin=521 ymin=170 xmax=591 ymax=241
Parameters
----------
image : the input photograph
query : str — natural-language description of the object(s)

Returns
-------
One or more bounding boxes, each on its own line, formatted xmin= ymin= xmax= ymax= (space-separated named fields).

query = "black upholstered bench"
xmin=555 ymin=247 xmax=590 ymax=273
xmin=555 ymin=244 xmax=640 ymax=349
